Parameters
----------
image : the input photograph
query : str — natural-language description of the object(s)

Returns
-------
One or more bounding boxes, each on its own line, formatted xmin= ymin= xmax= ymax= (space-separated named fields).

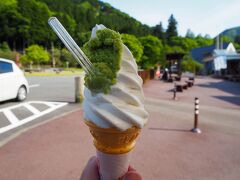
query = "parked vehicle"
xmin=0 ymin=58 xmax=29 ymax=102
xmin=170 ymin=65 xmax=178 ymax=73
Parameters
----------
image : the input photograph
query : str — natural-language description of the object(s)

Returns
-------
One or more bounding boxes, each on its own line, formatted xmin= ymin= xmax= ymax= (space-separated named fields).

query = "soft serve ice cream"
xmin=83 ymin=25 xmax=148 ymax=131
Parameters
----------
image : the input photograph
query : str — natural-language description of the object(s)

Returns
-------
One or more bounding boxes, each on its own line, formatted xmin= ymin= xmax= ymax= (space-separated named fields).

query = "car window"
xmin=0 ymin=61 xmax=13 ymax=74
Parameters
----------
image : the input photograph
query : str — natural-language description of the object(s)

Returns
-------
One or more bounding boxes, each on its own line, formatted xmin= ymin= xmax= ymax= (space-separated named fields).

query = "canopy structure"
xmin=166 ymin=53 xmax=185 ymax=77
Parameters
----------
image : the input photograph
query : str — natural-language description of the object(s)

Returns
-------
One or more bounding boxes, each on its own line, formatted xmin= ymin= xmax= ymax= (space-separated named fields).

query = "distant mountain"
xmin=219 ymin=26 xmax=240 ymax=41
xmin=37 ymin=0 xmax=152 ymax=36
xmin=0 ymin=0 xmax=153 ymax=49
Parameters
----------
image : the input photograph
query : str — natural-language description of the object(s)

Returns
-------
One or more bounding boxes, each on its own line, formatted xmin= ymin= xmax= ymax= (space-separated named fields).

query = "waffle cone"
xmin=85 ymin=120 xmax=141 ymax=154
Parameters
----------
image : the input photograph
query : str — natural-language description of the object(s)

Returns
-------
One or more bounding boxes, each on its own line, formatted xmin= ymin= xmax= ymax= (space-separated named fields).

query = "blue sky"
xmin=101 ymin=0 xmax=240 ymax=37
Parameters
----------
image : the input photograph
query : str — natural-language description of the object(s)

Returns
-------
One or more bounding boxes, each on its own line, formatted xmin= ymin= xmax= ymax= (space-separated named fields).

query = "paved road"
xmin=0 ymin=77 xmax=240 ymax=179
xmin=28 ymin=76 xmax=77 ymax=102
xmin=0 ymin=76 xmax=83 ymax=141
xmin=1 ymin=76 xmax=79 ymax=107
xmin=144 ymin=77 xmax=240 ymax=109
xmin=0 ymin=94 xmax=239 ymax=180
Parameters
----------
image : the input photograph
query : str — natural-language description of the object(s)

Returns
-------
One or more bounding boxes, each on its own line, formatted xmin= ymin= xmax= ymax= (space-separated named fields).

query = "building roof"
xmin=191 ymin=43 xmax=229 ymax=63
xmin=213 ymin=49 xmax=237 ymax=57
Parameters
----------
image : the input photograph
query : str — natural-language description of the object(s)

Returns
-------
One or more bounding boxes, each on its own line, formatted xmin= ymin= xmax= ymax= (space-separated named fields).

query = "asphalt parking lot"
xmin=0 ymin=77 xmax=239 ymax=180
xmin=0 ymin=76 xmax=83 ymax=141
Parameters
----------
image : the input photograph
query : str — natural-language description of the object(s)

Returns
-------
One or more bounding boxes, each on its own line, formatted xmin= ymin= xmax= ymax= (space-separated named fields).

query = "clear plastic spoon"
xmin=48 ymin=17 xmax=93 ymax=74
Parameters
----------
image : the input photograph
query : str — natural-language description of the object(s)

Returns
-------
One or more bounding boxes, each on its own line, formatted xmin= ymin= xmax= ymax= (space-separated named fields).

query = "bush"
xmin=139 ymin=35 xmax=163 ymax=69
xmin=20 ymin=44 xmax=49 ymax=67
xmin=181 ymin=54 xmax=203 ymax=73
xmin=60 ymin=48 xmax=78 ymax=67
xmin=0 ymin=42 xmax=17 ymax=60
xmin=121 ymin=33 xmax=143 ymax=62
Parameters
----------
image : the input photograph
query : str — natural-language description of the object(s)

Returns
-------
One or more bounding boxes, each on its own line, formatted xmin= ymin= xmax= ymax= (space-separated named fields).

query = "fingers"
xmin=80 ymin=157 xmax=142 ymax=180
xmin=128 ymin=165 xmax=136 ymax=171
xmin=124 ymin=171 xmax=142 ymax=180
xmin=88 ymin=156 xmax=99 ymax=169
xmin=80 ymin=156 xmax=99 ymax=180
xmin=123 ymin=166 xmax=142 ymax=180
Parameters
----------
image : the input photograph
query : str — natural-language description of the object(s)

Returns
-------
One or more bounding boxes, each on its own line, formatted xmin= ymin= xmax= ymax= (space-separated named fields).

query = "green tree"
xmin=233 ymin=43 xmax=240 ymax=50
xmin=50 ymin=48 xmax=61 ymax=67
xmin=0 ymin=42 xmax=17 ymax=60
xmin=0 ymin=42 xmax=11 ymax=51
xmin=121 ymin=34 xmax=143 ymax=62
xmin=98 ymin=2 xmax=152 ymax=36
xmin=74 ymin=1 xmax=98 ymax=32
xmin=234 ymin=35 xmax=240 ymax=44
xmin=0 ymin=0 xmax=154 ymax=50
xmin=60 ymin=48 xmax=78 ymax=67
xmin=0 ymin=0 xmax=30 ymax=48
xmin=221 ymin=35 xmax=232 ymax=43
xmin=76 ymin=32 xmax=91 ymax=46
xmin=181 ymin=54 xmax=203 ymax=73
xmin=18 ymin=0 xmax=53 ymax=45
xmin=54 ymin=12 xmax=76 ymax=38
xmin=195 ymin=35 xmax=213 ymax=47
xmin=185 ymin=29 xmax=195 ymax=38
xmin=169 ymin=36 xmax=199 ymax=52
xmin=20 ymin=45 xmax=49 ymax=66
xmin=153 ymin=22 xmax=165 ymax=43
xmin=165 ymin=45 xmax=185 ymax=54
xmin=139 ymin=35 xmax=163 ymax=69
xmin=0 ymin=0 xmax=17 ymax=11
xmin=166 ymin=14 xmax=178 ymax=41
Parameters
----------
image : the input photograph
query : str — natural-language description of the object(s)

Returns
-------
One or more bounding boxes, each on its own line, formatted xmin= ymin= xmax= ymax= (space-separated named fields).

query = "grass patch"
xmin=25 ymin=69 xmax=84 ymax=77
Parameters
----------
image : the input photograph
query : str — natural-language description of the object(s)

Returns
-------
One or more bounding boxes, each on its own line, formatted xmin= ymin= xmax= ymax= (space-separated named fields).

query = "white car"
xmin=0 ymin=58 xmax=29 ymax=102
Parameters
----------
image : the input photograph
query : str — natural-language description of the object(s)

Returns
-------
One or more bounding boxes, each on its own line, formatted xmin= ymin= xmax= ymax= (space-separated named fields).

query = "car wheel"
xmin=17 ymin=86 xmax=27 ymax=101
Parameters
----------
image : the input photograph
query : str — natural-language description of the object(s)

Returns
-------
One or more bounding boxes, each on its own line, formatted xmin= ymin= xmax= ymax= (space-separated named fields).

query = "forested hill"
xmin=39 ymin=0 xmax=152 ymax=35
xmin=220 ymin=26 xmax=240 ymax=42
xmin=0 ymin=0 xmax=152 ymax=50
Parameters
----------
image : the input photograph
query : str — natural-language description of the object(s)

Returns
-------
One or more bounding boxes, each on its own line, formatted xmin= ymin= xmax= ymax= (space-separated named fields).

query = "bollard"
xmin=173 ymin=82 xmax=177 ymax=100
xmin=75 ymin=76 xmax=84 ymax=103
xmin=191 ymin=97 xmax=201 ymax=133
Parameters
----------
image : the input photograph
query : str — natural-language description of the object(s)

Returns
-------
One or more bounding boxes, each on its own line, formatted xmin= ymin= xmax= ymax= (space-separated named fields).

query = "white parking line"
xmin=24 ymin=104 xmax=41 ymax=115
xmin=29 ymin=84 xmax=40 ymax=88
xmin=0 ymin=101 xmax=68 ymax=134
xmin=3 ymin=110 xmax=19 ymax=124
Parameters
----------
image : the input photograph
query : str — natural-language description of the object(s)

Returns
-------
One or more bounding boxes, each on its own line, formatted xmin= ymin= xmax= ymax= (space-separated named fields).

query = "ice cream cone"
xmin=84 ymin=120 xmax=141 ymax=154
xmin=85 ymin=120 xmax=141 ymax=179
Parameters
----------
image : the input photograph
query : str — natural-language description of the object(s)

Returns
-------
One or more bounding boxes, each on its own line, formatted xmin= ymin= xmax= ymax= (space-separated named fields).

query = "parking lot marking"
xmin=3 ymin=110 xmax=19 ymax=124
xmin=29 ymin=84 xmax=40 ymax=88
xmin=0 ymin=101 xmax=68 ymax=134
xmin=24 ymin=104 xmax=41 ymax=115
xmin=44 ymin=102 xmax=56 ymax=108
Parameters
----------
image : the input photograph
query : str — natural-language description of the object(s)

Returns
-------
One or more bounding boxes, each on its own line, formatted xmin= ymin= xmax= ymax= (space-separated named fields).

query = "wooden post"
xmin=51 ymin=41 xmax=55 ymax=68
xmin=75 ymin=76 xmax=84 ymax=103
xmin=15 ymin=53 xmax=20 ymax=67
xmin=173 ymin=82 xmax=177 ymax=100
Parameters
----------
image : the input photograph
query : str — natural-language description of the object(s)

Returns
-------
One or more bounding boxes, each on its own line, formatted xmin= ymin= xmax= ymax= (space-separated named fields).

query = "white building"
xmin=203 ymin=42 xmax=240 ymax=76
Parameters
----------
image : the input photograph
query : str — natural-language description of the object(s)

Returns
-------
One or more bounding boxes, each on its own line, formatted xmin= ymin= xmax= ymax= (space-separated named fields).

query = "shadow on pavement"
xmin=197 ymin=80 xmax=240 ymax=96
xmin=149 ymin=127 xmax=190 ymax=132
xmin=45 ymin=100 xmax=76 ymax=104
xmin=212 ymin=96 xmax=240 ymax=106
xmin=197 ymin=80 xmax=240 ymax=106
xmin=0 ymin=99 xmax=16 ymax=105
